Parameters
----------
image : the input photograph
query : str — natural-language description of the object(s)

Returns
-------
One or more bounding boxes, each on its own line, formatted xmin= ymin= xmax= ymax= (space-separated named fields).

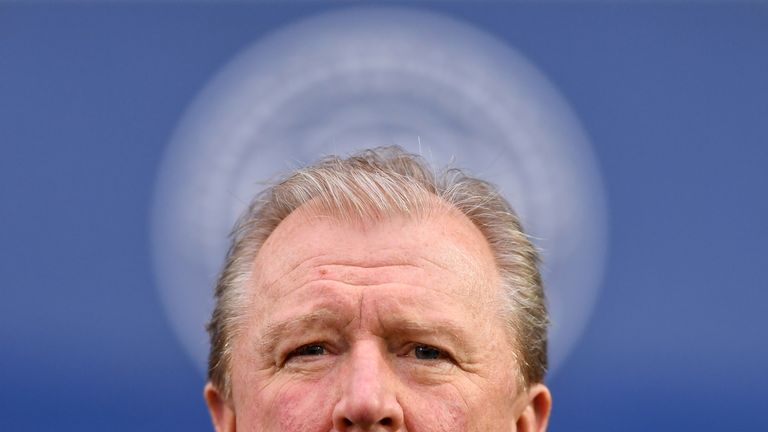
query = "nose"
xmin=332 ymin=341 xmax=404 ymax=431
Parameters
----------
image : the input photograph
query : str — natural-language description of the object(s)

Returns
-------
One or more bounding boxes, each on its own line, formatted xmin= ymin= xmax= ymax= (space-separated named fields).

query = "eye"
xmin=412 ymin=344 xmax=445 ymax=360
xmin=286 ymin=343 xmax=326 ymax=360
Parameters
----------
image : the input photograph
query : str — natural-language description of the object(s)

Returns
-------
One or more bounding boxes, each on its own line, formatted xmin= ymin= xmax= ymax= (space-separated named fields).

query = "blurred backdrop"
xmin=1 ymin=2 xmax=767 ymax=431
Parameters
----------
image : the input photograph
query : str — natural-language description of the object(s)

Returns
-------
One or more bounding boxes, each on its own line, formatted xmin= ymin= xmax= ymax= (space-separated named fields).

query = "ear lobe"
xmin=204 ymin=382 xmax=236 ymax=432
xmin=514 ymin=383 xmax=552 ymax=432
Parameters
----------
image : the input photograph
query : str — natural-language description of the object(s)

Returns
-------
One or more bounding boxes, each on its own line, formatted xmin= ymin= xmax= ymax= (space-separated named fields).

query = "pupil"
xmin=414 ymin=345 xmax=440 ymax=360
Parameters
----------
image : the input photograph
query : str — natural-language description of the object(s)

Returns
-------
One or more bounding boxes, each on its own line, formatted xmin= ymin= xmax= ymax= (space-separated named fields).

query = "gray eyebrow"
xmin=257 ymin=309 xmax=475 ymax=359
xmin=258 ymin=308 xmax=346 ymax=354
xmin=382 ymin=317 xmax=470 ymax=348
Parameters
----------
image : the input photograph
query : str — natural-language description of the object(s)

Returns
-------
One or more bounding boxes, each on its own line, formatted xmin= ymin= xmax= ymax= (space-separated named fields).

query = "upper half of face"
xmin=227 ymin=203 xmax=527 ymax=431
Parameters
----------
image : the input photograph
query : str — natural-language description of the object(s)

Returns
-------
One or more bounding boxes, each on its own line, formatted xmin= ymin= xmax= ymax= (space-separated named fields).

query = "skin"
xmin=205 ymin=202 xmax=551 ymax=431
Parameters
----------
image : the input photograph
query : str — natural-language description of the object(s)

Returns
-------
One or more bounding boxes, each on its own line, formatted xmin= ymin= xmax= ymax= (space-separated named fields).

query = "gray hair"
xmin=207 ymin=146 xmax=547 ymax=398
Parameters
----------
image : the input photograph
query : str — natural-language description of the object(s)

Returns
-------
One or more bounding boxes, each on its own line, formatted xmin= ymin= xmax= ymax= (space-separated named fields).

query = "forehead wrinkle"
xmin=258 ymin=256 xmax=443 ymax=303
xmin=252 ymin=251 xmax=324 ymax=297
xmin=256 ymin=250 xmax=429 ymax=295
xmin=255 ymin=199 xmax=494 ymax=273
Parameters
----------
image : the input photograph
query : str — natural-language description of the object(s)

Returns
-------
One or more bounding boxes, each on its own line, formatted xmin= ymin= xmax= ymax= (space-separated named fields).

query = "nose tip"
xmin=332 ymin=390 xmax=404 ymax=431
xmin=332 ymin=343 xmax=404 ymax=431
xmin=332 ymin=396 xmax=403 ymax=431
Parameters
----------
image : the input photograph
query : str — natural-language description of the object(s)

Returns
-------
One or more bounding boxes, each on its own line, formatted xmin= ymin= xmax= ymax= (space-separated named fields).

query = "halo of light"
xmin=152 ymin=7 xmax=607 ymax=378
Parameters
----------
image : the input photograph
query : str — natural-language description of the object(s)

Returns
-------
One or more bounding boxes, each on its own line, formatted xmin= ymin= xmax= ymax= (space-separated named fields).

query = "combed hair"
xmin=207 ymin=146 xmax=548 ymax=398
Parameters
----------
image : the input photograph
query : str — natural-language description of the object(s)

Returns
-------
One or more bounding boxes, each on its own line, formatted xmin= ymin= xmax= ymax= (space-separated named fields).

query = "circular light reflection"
xmin=152 ymin=7 xmax=607 ymax=378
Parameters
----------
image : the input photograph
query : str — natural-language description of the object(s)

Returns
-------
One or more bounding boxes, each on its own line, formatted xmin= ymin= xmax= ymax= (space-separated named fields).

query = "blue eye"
xmin=290 ymin=344 xmax=326 ymax=357
xmin=414 ymin=345 xmax=442 ymax=360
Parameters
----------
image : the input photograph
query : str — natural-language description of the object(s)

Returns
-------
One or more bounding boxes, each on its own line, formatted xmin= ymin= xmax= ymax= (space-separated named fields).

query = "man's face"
xmin=205 ymin=204 xmax=550 ymax=431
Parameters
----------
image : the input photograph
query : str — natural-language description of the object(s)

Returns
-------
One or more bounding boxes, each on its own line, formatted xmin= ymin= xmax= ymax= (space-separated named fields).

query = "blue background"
xmin=2 ymin=2 xmax=767 ymax=430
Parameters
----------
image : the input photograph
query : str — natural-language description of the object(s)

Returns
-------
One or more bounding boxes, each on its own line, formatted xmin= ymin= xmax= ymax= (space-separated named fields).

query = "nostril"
xmin=341 ymin=416 xmax=393 ymax=427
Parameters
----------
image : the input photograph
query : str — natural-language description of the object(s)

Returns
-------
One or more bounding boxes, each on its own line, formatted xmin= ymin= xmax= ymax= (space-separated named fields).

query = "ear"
xmin=514 ymin=383 xmax=552 ymax=432
xmin=204 ymin=381 xmax=236 ymax=432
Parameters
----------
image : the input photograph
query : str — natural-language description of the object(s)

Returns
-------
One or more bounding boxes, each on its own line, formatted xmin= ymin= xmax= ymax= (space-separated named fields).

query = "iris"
xmin=414 ymin=345 xmax=441 ymax=360
xmin=293 ymin=344 xmax=325 ymax=356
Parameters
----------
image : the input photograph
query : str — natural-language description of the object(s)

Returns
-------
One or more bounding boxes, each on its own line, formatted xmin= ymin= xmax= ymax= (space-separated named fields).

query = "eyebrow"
xmin=257 ymin=309 xmax=475 ymax=357
xmin=382 ymin=317 xmax=471 ymax=351
xmin=259 ymin=308 xmax=348 ymax=354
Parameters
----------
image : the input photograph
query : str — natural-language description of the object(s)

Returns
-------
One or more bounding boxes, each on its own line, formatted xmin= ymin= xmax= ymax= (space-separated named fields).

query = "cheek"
xmin=232 ymin=372 xmax=335 ymax=432
xmin=402 ymin=388 xmax=469 ymax=432
xmin=402 ymin=380 xmax=516 ymax=432
xmin=270 ymin=383 xmax=335 ymax=432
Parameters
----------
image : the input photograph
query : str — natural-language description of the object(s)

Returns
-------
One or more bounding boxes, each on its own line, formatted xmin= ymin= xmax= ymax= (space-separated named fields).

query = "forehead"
xmin=250 ymin=201 xmax=501 ymax=301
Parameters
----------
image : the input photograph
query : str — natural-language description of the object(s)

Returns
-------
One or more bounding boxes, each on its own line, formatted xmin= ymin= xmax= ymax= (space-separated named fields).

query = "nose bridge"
xmin=333 ymin=339 xmax=404 ymax=430
xmin=347 ymin=340 xmax=387 ymax=394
